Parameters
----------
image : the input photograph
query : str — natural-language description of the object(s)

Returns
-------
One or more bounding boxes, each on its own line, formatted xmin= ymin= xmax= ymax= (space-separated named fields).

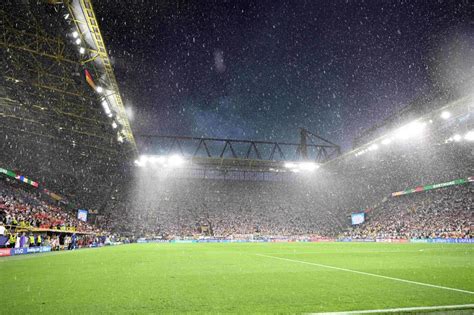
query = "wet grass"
xmin=1 ymin=242 xmax=473 ymax=314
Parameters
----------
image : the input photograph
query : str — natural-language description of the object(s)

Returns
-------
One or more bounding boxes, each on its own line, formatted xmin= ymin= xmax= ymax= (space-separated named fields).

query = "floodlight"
xmin=355 ymin=149 xmax=366 ymax=157
xmin=168 ymin=154 xmax=184 ymax=167
xmin=299 ymin=162 xmax=318 ymax=171
xmin=125 ymin=106 xmax=134 ymax=121
xmin=395 ymin=121 xmax=426 ymax=140
xmin=101 ymin=100 xmax=111 ymax=115
xmin=75 ymin=38 xmax=81 ymax=45
xmin=112 ymin=121 xmax=117 ymax=129
xmin=440 ymin=111 xmax=451 ymax=120
xmin=96 ymin=86 xmax=103 ymax=93
xmin=138 ymin=155 xmax=149 ymax=164
xmin=79 ymin=47 xmax=86 ymax=54
xmin=148 ymin=156 xmax=166 ymax=164
xmin=117 ymin=135 xmax=124 ymax=143
xmin=72 ymin=31 xmax=78 ymax=38
xmin=134 ymin=160 xmax=143 ymax=167
xmin=368 ymin=144 xmax=379 ymax=151
xmin=147 ymin=156 xmax=167 ymax=165
xmin=465 ymin=131 xmax=474 ymax=141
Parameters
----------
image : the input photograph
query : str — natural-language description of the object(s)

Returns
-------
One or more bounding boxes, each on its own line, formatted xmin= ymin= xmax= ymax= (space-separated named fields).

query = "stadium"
xmin=0 ymin=1 xmax=473 ymax=314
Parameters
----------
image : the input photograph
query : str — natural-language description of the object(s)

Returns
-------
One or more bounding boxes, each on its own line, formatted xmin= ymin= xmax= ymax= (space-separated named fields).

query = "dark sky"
xmin=94 ymin=0 xmax=474 ymax=150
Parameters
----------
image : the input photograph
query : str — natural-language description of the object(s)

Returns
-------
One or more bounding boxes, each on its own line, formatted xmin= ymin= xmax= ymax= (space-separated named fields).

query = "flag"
xmin=85 ymin=69 xmax=97 ymax=90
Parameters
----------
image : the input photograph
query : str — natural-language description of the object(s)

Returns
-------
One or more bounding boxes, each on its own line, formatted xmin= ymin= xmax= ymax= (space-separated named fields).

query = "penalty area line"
xmin=308 ymin=303 xmax=474 ymax=314
xmin=255 ymin=254 xmax=474 ymax=295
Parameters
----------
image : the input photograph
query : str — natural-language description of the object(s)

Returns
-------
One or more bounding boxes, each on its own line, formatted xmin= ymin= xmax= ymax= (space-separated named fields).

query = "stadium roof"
xmin=65 ymin=0 xmax=137 ymax=154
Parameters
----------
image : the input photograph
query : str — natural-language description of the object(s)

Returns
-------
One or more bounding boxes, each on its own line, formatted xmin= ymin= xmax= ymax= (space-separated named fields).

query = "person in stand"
xmin=9 ymin=232 xmax=16 ymax=248
xmin=19 ymin=233 xmax=27 ymax=248
xmin=15 ymin=233 xmax=21 ymax=248
xmin=29 ymin=234 xmax=35 ymax=247
xmin=63 ymin=235 xmax=70 ymax=250
xmin=36 ymin=234 xmax=42 ymax=247
xmin=0 ymin=222 xmax=5 ymax=236
xmin=69 ymin=233 xmax=77 ymax=250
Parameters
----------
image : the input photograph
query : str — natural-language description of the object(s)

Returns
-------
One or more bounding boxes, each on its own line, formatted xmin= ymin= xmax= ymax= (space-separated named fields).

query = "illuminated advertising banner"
xmin=351 ymin=213 xmax=365 ymax=225
xmin=77 ymin=209 xmax=88 ymax=222
xmin=10 ymin=248 xmax=28 ymax=255
xmin=410 ymin=238 xmax=474 ymax=244
xmin=8 ymin=246 xmax=52 ymax=256
xmin=392 ymin=177 xmax=470 ymax=197
xmin=0 ymin=248 xmax=11 ymax=257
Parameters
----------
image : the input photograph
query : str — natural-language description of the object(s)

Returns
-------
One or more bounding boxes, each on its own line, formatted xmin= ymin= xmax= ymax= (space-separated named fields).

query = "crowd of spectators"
xmin=0 ymin=179 xmax=98 ymax=233
xmin=100 ymin=127 xmax=473 ymax=240
xmin=1 ymin=120 xmax=472 ymax=242
xmin=343 ymin=184 xmax=473 ymax=240
xmin=0 ymin=178 xmax=109 ymax=249
xmin=100 ymin=178 xmax=346 ymax=239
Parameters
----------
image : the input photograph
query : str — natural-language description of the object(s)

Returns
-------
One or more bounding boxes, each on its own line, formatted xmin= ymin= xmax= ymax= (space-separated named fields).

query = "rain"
xmin=0 ymin=0 xmax=473 ymax=313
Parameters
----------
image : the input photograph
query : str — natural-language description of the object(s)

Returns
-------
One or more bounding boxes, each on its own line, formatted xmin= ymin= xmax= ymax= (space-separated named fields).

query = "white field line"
xmin=308 ymin=303 xmax=474 ymax=314
xmin=258 ymin=249 xmax=437 ymax=255
xmin=256 ymin=254 xmax=474 ymax=295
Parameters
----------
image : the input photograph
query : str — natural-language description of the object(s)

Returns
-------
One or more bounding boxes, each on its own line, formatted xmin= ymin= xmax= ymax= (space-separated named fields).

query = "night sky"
xmin=94 ymin=0 xmax=474 ymax=150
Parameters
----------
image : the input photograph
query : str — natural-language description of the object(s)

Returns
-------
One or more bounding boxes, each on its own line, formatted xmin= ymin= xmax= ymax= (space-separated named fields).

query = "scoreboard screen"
xmin=351 ymin=212 xmax=365 ymax=225
xmin=77 ymin=209 xmax=88 ymax=222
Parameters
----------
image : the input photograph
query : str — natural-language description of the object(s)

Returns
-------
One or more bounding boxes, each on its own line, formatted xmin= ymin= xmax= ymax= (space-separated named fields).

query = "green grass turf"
xmin=0 ymin=242 xmax=473 ymax=314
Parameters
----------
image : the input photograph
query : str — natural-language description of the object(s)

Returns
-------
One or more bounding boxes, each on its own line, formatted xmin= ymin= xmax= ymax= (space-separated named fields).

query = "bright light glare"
xmin=395 ymin=121 xmax=426 ymax=140
xmin=137 ymin=155 xmax=185 ymax=168
xmin=167 ymin=154 xmax=184 ymax=167
xmin=452 ymin=134 xmax=461 ymax=142
xmin=148 ymin=156 xmax=166 ymax=164
xmin=96 ymin=86 xmax=103 ymax=93
xmin=465 ymin=131 xmax=474 ymax=141
xmin=139 ymin=155 xmax=149 ymax=163
xmin=284 ymin=161 xmax=319 ymax=172
xmin=79 ymin=47 xmax=86 ymax=54
xmin=72 ymin=31 xmax=78 ymax=38
xmin=299 ymin=162 xmax=318 ymax=171
xmin=355 ymin=149 xmax=367 ymax=157
xmin=117 ymin=135 xmax=124 ymax=143
xmin=441 ymin=111 xmax=451 ymax=120
xmin=125 ymin=106 xmax=134 ymax=121
xmin=134 ymin=160 xmax=143 ymax=167
xmin=112 ymin=121 xmax=117 ymax=129
xmin=381 ymin=138 xmax=392 ymax=145
xmin=368 ymin=144 xmax=379 ymax=151
xmin=101 ymin=100 xmax=111 ymax=115
xmin=75 ymin=38 xmax=81 ymax=45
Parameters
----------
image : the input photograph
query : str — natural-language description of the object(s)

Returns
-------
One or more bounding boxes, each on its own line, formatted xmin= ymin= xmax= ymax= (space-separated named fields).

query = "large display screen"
xmin=77 ymin=209 xmax=88 ymax=222
xmin=351 ymin=212 xmax=365 ymax=225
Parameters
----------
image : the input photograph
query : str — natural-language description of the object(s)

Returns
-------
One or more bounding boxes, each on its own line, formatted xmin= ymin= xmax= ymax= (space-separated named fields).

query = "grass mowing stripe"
xmin=308 ymin=303 xmax=474 ymax=314
xmin=256 ymin=254 xmax=474 ymax=295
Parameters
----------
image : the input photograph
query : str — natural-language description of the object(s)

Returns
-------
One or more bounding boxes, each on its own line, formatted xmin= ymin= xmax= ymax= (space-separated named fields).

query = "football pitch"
xmin=1 ymin=242 xmax=473 ymax=314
